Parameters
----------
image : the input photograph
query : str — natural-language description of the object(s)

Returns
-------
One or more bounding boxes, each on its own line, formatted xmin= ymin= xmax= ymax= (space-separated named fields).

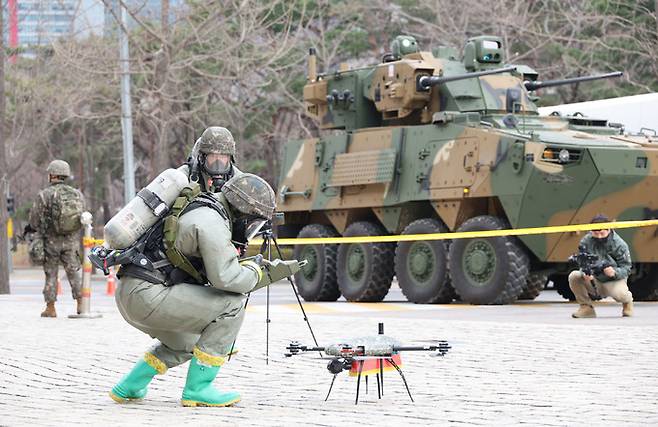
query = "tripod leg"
xmin=355 ymin=360 xmax=364 ymax=405
xmin=266 ymin=237 xmax=272 ymax=365
xmin=388 ymin=358 xmax=414 ymax=403
xmin=228 ymin=293 xmax=251 ymax=361
xmin=272 ymin=237 xmax=323 ymax=357
xmin=325 ymin=374 xmax=338 ymax=402
xmin=376 ymin=370 xmax=381 ymax=399
xmin=380 ymin=359 xmax=384 ymax=396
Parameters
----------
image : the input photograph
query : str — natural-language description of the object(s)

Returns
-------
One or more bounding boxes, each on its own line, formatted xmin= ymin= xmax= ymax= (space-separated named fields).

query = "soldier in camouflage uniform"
xmin=28 ymin=160 xmax=85 ymax=318
xmin=110 ymin=173 xmax=298 ymax=407
xmin=179 ymin=126 xmax=242 ymax=193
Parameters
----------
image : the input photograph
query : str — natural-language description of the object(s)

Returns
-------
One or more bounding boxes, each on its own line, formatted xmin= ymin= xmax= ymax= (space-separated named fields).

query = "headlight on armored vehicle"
xmin=540 ymin=146 xmax=582 ymax=164
xmin=558 ymin=149 xmax=570 ymax=163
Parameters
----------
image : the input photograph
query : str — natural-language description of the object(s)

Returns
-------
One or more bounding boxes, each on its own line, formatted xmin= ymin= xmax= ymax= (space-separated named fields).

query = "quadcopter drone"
xmin=285 ymin=323 xmax=450 ymax=404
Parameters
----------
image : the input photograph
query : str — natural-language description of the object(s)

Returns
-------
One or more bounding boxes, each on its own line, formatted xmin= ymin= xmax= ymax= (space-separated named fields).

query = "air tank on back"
xmin=104 ymin=168 xmax=189 ymax=249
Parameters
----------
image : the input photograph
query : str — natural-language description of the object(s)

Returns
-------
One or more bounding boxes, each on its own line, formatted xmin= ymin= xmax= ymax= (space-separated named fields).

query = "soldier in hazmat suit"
xmin=109 ymin=173 xmax=296 ymax=407
xmin=28 ymin=160 xmax=85 ymax=318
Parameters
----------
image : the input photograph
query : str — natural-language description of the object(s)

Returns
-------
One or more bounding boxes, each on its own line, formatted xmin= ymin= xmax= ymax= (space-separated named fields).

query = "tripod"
xmin=229 ymin=227 xmax=322 ymax=363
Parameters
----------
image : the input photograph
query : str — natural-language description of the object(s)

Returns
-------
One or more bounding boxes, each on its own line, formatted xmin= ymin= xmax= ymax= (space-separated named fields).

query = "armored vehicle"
xmin=277 ymin=35 xmax=658 ymax=304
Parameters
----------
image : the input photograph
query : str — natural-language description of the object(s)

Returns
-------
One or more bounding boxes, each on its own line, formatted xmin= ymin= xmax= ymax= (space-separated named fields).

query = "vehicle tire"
xmin=552 ymin=272 xmax=603 ymax=301
xmin=395 ymin=218 xmax=455 ymax=304
xmin=628 ymin=263 xmax=658 ymax=301
xmin=448 ymin=215 xmax=529 ymax=305
xmin=337 ymin=221 xmax=395 ymax=302
xmin=518 ymin=272 xmax=548 ymax=300
xmin=551 ymin=274 xmax=575 ymax=300
xmin=293 ymin=224 xmax=340 ymax=302
xmin=643 ymin=287 xmax=658 ymax=301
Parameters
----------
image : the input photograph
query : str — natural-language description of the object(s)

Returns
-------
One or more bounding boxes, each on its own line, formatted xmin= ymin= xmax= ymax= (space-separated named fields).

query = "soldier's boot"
xmin=622 ymin=301 xmax=634 ymax=317
xmin=572 ymin=304 xmax=596 ymax=318
xmin=110 ymin=354 xmax=165 ymax=403
xmin=76 ymin=298 xmax=83 ymax=314
xmin=40 ymin=302 xmax=57 ymax=318
xmin=181 ymin=354 xmax=240 ymax=407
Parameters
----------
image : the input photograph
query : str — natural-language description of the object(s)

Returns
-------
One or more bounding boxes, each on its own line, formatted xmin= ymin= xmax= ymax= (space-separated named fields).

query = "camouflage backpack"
xmin=51 ymin=185 xmax=84 ymax=235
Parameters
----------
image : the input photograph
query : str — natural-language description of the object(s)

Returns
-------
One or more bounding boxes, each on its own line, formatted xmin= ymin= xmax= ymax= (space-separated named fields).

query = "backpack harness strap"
xmin=163 ymin=186 xmax=205 ymax=284
xmin=161 ymin=187 xmax=231 ymax=284
xmin=137 ymin=188 xmax=170 ymax=218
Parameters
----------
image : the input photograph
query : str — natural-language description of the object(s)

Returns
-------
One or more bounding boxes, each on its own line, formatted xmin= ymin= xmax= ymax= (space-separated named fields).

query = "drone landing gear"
xmin=325 ymin=356 xmax=414 ymax=405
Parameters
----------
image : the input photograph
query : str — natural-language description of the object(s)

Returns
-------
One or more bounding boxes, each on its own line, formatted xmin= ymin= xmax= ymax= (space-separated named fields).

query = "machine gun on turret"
xmin=524 ymin=71 xmax=623 ymax=92
xmin=416 ymin=66 xmax=517 ymax=90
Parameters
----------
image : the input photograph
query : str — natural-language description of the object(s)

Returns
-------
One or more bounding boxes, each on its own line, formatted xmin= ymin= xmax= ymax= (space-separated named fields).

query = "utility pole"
xmin=0 ymin=1 xmax=11 ymax=294
xmin=119 ymin=1 xmax=136 ymax=203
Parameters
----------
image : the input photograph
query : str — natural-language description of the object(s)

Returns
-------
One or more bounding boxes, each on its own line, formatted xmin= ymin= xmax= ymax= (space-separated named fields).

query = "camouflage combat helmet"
xmin=46 ymin=160 xmax=71 ymax=177
xmin=196 ymin=126 xmax=236 ymax=156
xmin=222 ymin=173 xmax=276 ymax=220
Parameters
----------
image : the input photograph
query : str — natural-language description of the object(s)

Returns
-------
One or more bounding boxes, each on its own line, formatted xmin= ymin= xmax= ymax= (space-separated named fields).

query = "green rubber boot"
xmin=110 ymin=355 xmax=164 ymax=403
xmin=181 ymin=356 xmax=241 ymax=407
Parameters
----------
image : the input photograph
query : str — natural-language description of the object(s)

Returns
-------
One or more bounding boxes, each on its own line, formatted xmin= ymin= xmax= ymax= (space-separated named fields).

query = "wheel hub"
xmin=300 ymin=246 xmax=318 ymax=281
xmin=408 ymin=242 xmax=433 ymax=283
xmin=463 ymin=240 xmax=496 ymax=286
xmin=347 ymin=245 xmax=365 ymax=281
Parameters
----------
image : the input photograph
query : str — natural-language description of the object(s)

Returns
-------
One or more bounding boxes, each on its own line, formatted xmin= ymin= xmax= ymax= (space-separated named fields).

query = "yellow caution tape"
xmin=81 ymin=219 xmax=658 ymax=248
xmin=250 ymin=219 xmax=658 ymax=246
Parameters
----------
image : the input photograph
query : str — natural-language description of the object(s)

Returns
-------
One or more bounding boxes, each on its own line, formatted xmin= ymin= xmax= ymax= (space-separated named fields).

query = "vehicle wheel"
xmin=629 ymin=263 xmax=658 ymax=301
xmin=395 ymin=218 xmax=454 ymax=303
xmin=448 ymin=215 xmax=529 ymax=305
xmin=337 ymin=221 xmax=395 ymax=302
xmin=552 ymin=272 xmax=603 ymax=301
xmin=293 ymin=224 xmax=340 ymax=302
xmin=643 ymin=287 xmax=658 ymax=301
xmin=518 ymin=272 xmax=548 ymax=300
xmin=551 ymin=274 xmax=575 ymax=301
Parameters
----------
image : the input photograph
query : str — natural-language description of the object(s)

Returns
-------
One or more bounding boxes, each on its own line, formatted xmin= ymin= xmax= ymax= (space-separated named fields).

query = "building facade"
xmin=3 ymin=0 xmax=180 ymax=48
xmin=9 ymin=0 xmax=77 ymax=47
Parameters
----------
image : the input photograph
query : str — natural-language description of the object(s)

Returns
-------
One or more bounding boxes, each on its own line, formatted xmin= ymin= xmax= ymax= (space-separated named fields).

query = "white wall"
xmin=538 ymin=93 xmax=658 ymax=134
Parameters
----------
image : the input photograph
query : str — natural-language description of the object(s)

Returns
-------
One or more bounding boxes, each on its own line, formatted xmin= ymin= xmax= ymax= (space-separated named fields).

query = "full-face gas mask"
xmin=188 ymin=126 xmax=237 ymax=193
xmin=200 ymin=152 xmax=233 ymax=192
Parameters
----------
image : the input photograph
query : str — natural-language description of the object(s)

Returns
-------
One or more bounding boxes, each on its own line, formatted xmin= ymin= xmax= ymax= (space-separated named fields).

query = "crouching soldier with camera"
xmin=568 ymin=214 xmax=634 ymax=318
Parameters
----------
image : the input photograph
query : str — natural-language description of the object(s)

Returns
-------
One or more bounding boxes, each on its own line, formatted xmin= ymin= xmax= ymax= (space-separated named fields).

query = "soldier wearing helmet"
xmin=28 ymin=159 xmax=86 ymax=317
xmin=184 ymin=126 xmax=242 ymax=193
xmin=110 ymin=173 xmax=301 ymax=407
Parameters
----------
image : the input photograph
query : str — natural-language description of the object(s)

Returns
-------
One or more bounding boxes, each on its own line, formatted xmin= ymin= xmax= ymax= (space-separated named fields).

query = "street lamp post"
xmin=119 ymin=1 xmax=135 ymax=203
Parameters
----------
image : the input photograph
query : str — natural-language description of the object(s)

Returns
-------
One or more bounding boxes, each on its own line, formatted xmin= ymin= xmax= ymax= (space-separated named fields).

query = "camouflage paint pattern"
xmin=279 ymin=36 xmax=658 ymax=293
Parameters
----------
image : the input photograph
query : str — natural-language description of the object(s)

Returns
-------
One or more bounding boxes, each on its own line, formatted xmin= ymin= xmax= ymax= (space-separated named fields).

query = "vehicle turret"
xmin=303 ymin=36 xmax=622 ymax=132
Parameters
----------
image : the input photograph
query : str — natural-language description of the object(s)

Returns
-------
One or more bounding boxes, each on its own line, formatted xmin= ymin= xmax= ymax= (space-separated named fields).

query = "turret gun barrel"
xmin=524 ymin=71 xmax=623 ymax=92
xmin=417 ymin=66 xmax=517 ymax=90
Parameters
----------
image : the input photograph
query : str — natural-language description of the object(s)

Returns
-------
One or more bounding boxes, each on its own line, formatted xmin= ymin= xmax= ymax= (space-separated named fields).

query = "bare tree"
xmin=6 ymin=0 xmax=658 ymax=230
xmin=0 ymin=0 xmax=9 ymax=294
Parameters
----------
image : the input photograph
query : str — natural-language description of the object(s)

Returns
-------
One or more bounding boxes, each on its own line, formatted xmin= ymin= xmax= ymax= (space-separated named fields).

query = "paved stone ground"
xmin=1 ymin=269 xmax=658 ymax=426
